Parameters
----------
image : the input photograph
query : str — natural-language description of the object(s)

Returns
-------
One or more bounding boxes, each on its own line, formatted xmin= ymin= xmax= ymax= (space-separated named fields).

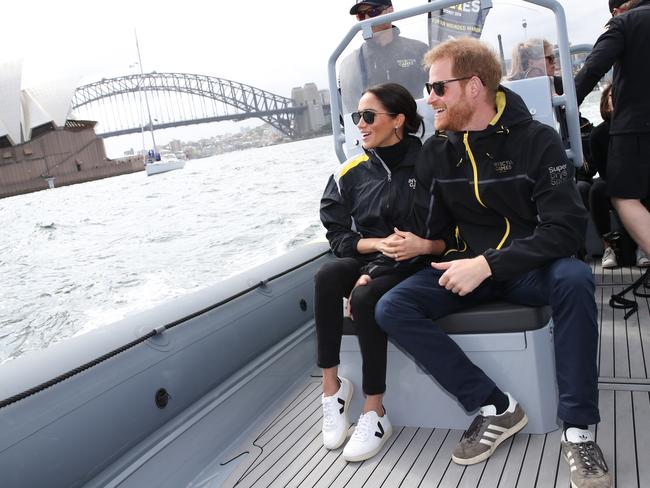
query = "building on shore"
xmin=291 ymin=83 xmax=329 ymax=136
xmin=0 ymin=121 xmax=142 ymax=199
xmin=0 ymin=59 xmax=142 ymax=199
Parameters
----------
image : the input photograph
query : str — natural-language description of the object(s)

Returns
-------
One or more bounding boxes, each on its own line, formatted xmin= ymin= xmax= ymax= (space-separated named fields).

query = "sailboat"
xmin=144 ymin=150 xmax=186 ymax=176
xmin=133 ymin=30 xmax=186 ymax=177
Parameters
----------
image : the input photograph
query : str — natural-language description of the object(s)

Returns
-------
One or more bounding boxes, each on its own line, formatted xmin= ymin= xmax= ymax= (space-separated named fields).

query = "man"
xmin=575 ymin=0 xmax=650 ymax=265
xmin=339 ymin=0 xmax=429 ymax=112
xmin=375 ymin=38 xmax=612 ymax=488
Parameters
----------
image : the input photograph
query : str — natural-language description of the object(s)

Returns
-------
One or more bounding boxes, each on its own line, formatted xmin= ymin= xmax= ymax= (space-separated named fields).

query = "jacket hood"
xmin=441 ymin=85 xmax=532 ymax=143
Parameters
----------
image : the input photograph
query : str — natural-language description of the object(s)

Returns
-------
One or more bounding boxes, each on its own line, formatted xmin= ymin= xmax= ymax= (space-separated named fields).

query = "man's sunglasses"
xmin=356 ymin=6 xmax=387 ymax=20
xmin=351 ymin=110 xmax=396 ymax=125
xmin=425 ymin=76 xmax=474 ymax=97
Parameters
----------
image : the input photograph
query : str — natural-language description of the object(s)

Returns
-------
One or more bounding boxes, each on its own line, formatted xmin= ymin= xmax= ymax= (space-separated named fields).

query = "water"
xmin=0 ymin=136 xmax=336 ymax=364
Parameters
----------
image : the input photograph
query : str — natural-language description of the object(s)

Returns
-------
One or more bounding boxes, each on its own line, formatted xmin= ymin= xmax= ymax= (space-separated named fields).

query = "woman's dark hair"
xmin=362 ymin=83 xmax=424 ymax=137
xmin=599 ymin=83 xmax=613 ymax=121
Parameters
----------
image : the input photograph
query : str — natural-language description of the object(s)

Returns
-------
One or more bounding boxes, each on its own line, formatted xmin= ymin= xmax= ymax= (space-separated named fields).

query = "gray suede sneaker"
xmin=452 ymin=392 xmax=528 ymax=465
xmin=561 ymin=428 xmax=612 ymax=488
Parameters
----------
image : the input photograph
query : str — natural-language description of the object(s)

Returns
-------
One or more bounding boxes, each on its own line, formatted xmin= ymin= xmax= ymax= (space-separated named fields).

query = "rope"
xmin=0 ymin=250 xmax=329 ymax=410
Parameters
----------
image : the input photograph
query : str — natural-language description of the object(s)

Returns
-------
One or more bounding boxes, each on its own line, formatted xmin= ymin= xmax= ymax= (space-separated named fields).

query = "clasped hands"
xmin=376 ymin=227 xmax=427 ymax=262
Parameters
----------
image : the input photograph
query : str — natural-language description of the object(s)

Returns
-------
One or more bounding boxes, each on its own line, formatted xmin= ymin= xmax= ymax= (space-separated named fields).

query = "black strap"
xmin=609 ymin=268 xmax=650 ymax=320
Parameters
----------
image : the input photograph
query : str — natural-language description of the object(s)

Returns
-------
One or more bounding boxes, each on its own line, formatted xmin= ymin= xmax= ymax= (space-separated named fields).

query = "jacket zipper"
xmin=462 ymin=133 xmax=511 ymax=250
xmin=372 ymin=150 xmax=393 ymax=211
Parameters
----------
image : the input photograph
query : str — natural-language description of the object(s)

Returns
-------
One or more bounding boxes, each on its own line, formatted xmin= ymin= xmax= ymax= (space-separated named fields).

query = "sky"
xmin=1 ymin=0 xmax=611 ymax=154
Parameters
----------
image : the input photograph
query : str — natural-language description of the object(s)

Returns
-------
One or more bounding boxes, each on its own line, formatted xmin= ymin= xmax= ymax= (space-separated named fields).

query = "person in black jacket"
xmin=575 ymin=0 xmax=650 ymax=269
xmin=375 ymin=38 xmax=611 ymax=487
xmin=316 ymin=83 xmax=445 ymax=462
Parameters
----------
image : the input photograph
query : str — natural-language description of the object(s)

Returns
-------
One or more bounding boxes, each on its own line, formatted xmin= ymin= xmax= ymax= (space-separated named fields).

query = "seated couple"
xmin=316 ymin=38 xmax=611 ymax=488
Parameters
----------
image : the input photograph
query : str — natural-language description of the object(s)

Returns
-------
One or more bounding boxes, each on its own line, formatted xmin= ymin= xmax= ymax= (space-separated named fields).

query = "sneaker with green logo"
xmin=561 ymin=428 xmax=612 ymax=488
xmin=452 ymin=392 xmax=528 ymax=465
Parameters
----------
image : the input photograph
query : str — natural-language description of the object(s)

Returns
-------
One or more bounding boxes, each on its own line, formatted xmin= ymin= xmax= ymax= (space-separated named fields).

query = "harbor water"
xmin=0 ymin=91 xmax=603 ymax=364
xmin=0 ymin=136 xmax=336 ymax=364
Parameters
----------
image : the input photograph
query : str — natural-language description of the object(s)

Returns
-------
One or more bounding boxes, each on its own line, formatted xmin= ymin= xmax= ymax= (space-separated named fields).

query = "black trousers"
xmin=588 ymin=178 xmax=612 ymax=238
xmin=314 ymin=257 xmax=405 ymax=395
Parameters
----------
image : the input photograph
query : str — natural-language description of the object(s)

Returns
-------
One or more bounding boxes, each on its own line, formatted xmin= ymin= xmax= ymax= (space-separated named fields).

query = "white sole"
xmin=451 ymin=414 xmax=528 ymax=465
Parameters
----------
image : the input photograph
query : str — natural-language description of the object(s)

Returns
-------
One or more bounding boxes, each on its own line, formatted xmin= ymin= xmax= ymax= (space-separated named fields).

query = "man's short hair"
xmin=350 ymin=0 xmax=392 ymax=15
xmin=423 ymin=38 xmax=503 ymax=98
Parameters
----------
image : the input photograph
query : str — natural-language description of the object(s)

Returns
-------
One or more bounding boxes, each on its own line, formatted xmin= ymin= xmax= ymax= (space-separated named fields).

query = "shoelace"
xmin=574 ymin=441 xmax=609 ymax=475
xmin=351 ymin=413 xmax=373 ymax=441
xmin=463 ymin=414 xmax=488 ymax=442
xmin=322 ymin=397 xmax=339 ymax=429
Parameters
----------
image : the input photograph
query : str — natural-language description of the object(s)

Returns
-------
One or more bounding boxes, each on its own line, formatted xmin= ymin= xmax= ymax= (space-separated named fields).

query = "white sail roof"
xmin=0 ymin=59 xmax=23 ymax=145
xmin=0 ymin=60 xmax=79 ymax=145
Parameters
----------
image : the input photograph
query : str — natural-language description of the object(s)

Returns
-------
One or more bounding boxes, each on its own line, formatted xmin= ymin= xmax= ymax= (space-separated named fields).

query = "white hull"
xmin=145 ymin=159 xmax=186 ymax=176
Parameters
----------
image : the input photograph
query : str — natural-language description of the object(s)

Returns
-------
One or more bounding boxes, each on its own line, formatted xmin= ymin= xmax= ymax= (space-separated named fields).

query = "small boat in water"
xmin=144 ymin=152 xmax=186 ymax=176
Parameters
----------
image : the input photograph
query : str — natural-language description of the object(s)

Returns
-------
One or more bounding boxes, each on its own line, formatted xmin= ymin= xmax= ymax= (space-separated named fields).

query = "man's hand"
xmin=431 ymin=255 xmax=492 ymax=296
xmin=347 ymin=274 xmax=372 ymax=318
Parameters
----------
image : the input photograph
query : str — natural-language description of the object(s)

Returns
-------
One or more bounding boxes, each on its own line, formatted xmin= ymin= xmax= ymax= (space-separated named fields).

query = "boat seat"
xmin=339 ymin=302 xmax=559 ymax=434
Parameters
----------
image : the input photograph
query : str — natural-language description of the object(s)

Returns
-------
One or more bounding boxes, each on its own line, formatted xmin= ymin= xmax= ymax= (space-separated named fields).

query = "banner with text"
xmin=428 ymin=0 xmax=492 ymax=46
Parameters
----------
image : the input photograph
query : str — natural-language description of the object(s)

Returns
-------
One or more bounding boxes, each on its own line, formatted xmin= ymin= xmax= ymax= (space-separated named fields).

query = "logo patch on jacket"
xmin=493 ymin=160 xmax=513 ymax=173
xmin=548 ymin=164 xmax=568 ymax=186
xmin=397 ymin=58 xmax=417 ymax=68
xmin=408 ymin=178 xmax=417 ymax=189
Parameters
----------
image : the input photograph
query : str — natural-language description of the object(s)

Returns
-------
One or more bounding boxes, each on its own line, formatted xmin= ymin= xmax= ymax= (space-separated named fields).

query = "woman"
xmin=317 ymin=83 xmax=444 ymax=462
xmin=590 ymin=83 xmax=650 ymax=267
xmin=508 ymin=38 xmax=562 ymax=94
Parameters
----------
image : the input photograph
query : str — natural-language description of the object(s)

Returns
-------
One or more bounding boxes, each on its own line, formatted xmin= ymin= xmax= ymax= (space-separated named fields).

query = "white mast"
xmin=134 ymin=29 xmax=157 ymax=155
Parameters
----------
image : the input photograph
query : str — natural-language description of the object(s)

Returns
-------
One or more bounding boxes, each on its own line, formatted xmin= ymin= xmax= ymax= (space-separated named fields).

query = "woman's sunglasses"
xmin=356 ymin=6 xmax=387 ymax=20
xmin=351 ymin=110 xmax=396 ymax=125
xmin=425 ymin=76 xmax=474 ymax=97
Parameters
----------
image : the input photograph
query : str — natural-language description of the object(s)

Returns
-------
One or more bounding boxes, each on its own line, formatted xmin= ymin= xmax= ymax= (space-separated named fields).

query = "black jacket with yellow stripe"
xmin=414 ymin=86 xmax=587 ymax=281
xmin=320 ymin=136 xmax=422 ymax=276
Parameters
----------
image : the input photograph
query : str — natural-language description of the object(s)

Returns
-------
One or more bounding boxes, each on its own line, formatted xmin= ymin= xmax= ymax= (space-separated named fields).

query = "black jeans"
xmin=314 ymin=257 xmax=405 ymax=395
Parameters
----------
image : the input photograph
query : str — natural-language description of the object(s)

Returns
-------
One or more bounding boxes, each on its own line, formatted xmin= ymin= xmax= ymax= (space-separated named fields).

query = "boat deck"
xmin=218 ymin=263 xmax=650 ymax=488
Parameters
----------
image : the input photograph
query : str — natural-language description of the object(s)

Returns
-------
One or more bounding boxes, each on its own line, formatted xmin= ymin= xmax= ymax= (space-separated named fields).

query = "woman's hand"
xmin=380 ymin=228 xmax=443 ymax=261
xmin=347 ymin=274 xmax=372 ymax=319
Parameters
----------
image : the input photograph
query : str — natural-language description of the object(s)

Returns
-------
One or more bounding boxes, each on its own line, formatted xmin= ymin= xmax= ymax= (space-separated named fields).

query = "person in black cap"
xmin=575 ymin=0 xmax=650 ymax=277
xmin=339 ymin=0 xmax=429 ymax=112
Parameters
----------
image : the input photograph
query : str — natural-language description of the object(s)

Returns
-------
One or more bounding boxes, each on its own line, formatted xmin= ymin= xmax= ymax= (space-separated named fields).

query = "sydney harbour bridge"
xmin=71 ymin=73 xmax=328 ymax=139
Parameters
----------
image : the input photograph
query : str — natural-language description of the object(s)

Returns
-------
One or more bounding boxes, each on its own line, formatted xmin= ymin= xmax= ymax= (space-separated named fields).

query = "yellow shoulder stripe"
xmin=338 ymin=153 xmax=370 ymax=179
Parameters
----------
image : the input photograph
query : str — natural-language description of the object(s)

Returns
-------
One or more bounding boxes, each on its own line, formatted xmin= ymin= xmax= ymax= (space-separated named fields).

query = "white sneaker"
xmin=342 ymin=409 xmax=392 ymax=462
xmin=636 ymin=248 xmax=650 ymax=267
xmin=321 ymin=377 xmax=353 ymax=450
xmin=601 ymin=247 xmax=617 ymax=269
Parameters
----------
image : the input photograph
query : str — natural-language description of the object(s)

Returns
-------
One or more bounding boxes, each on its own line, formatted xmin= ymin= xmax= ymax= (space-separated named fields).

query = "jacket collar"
xmin=438 ymin=85 xmax=532 ymax=145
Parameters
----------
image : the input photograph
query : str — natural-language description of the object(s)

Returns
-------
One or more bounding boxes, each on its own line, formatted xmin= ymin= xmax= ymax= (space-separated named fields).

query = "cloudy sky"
xmin=1 ymin=0 xmax=611 ymax=153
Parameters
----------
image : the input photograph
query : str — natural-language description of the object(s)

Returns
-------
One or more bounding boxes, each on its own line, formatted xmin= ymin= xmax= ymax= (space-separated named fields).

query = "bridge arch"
xmin=72 ymin=73 xmax=303 ymax=138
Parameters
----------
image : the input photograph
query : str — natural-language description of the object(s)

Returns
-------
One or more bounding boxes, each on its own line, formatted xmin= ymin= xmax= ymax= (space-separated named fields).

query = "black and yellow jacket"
xmin=320 ymin=136 xmax=422 ymax=277
xmin=413 ymin=86 xmax=587 ymax=281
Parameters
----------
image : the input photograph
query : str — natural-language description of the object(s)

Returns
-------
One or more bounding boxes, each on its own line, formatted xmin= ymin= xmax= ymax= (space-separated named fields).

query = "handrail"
xmin=327 ymin=0 xmax=584 ymax=168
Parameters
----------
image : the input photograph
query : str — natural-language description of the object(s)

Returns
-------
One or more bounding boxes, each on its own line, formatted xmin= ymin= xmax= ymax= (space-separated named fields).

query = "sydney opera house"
xmin=0 ymin=60 xmax=141 ymax=198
